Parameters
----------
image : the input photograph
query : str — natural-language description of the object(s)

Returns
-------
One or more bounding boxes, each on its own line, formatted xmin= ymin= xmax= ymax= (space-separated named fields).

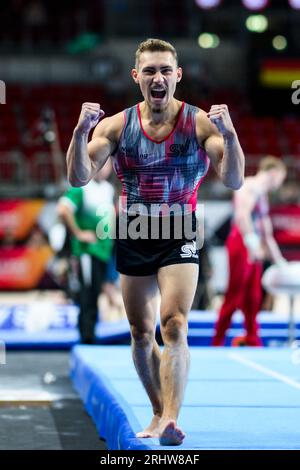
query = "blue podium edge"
xmin=70 ymin=346 xmax=156 ymax=451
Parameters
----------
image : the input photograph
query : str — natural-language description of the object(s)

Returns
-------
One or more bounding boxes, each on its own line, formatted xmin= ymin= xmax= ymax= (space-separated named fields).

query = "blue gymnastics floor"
xmin=71 ymin=346 xmax=300 ymax=450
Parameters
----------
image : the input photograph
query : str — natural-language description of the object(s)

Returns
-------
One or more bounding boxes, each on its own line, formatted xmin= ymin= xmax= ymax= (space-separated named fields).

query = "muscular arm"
xmin=196 ymin=107 xmax=245 ymax=190
xmin=66 ymin=103 xmax=123 ymax=187
xmin=234 ymin=182 xmax=257 ymax=236
xmin=260 ymin=215 xmax=284 ymax=264
xmin=234 ymin=181 xmax=266 ymax=260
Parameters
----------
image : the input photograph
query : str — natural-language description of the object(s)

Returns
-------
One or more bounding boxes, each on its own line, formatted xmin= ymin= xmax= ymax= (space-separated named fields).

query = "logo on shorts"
xmin=180 ymin=241 xmax=198 ymax=259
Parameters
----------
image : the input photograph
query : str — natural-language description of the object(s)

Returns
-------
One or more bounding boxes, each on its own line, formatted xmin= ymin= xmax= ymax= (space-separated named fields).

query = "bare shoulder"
xmin=92 ymin=111 xmax=125 ymax=143
xmin=195 ymin=107 xmax=219 ymax=142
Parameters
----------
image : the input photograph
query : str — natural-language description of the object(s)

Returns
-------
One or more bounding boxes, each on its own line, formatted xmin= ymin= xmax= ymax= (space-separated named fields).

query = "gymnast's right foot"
xmin=136 ymin=414 xmax=161 ymax=438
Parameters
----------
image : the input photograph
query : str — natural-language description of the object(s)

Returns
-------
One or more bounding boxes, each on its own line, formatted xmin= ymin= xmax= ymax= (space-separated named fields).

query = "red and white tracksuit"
xmin=212 ymin=196 xmax=268 ymax=346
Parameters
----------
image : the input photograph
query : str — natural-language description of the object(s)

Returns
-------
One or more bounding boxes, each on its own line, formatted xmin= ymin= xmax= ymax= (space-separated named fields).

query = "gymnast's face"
xmin=131 ymin=51 xmax=182 ymax=112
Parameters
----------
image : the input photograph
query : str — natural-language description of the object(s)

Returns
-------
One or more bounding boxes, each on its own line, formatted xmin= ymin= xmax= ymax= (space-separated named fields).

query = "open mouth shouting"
xmin=150 ymin=88 xmax=167 ymax=101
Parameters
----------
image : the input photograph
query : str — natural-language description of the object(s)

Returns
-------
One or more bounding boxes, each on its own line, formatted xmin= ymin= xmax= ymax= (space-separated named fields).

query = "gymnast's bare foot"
xmin=136 ymin=414 xmax=161 ymax=438
xmin=158 ymin=419 xmax=185 ymax=446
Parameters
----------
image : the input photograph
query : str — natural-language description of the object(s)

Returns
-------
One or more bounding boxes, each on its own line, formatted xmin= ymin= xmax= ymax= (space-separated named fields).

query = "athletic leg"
xmin=212 ymin=230 xmax=248 ymax=346
xmin=120 ymin=273 xmax=162 ymax=438
xmin=242 ymin=261 xmax=263 ymax=346
xmin=157 ymin=262 xmax=198 ymax=445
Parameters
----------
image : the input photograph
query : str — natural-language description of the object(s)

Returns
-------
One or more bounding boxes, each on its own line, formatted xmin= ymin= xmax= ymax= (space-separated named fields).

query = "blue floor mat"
xmin=71 ymin=346 xmax=300 ymax=450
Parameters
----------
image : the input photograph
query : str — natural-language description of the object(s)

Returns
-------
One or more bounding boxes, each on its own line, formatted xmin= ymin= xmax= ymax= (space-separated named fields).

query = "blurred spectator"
xmin=57 ymin=160 xmax=116 ymax=344
xmin=212 ymin=156 xmax=287 ymax=347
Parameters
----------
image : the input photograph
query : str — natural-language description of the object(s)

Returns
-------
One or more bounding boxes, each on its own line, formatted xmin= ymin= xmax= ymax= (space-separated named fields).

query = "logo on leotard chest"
xmin=168 ymin=139 xmax=190 ymax=158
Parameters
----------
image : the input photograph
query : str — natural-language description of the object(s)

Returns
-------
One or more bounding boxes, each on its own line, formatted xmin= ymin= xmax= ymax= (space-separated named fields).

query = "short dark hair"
xmin=135 ymin=38 xmax=178 ymax=69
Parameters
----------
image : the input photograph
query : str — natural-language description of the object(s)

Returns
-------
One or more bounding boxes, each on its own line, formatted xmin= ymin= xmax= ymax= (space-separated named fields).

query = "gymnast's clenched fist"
xmin=75 ymin=102 xmax=105 ymax=134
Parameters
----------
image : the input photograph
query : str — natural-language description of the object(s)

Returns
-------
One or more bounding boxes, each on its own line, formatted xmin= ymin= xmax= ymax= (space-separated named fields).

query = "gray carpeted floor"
xmin=0 ymin=352 xmax=107 ymax=450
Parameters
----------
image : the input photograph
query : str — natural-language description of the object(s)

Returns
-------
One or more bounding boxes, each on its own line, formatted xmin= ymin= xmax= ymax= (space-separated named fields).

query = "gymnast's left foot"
xmin=158 ymin=419 xmax=185 ymax=446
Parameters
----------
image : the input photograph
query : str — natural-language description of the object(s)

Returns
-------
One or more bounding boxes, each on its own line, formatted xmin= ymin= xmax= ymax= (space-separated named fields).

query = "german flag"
xmin=260 ymin=58 xmax=300 ymax=88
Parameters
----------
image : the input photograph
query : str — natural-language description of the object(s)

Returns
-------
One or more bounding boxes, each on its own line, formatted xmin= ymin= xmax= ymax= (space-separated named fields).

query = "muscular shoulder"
xmin=92 ymin=111 xmax=124 ymax=145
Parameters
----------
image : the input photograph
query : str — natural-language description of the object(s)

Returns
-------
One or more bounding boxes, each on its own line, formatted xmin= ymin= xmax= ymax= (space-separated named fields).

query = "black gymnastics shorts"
xmin=115 ymin=212 xmax=200 ymax=276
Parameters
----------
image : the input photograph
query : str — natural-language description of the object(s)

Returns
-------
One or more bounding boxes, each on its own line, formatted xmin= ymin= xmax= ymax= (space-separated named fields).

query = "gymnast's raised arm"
xmin=66 ymin=102 xmax=123 ymax=187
